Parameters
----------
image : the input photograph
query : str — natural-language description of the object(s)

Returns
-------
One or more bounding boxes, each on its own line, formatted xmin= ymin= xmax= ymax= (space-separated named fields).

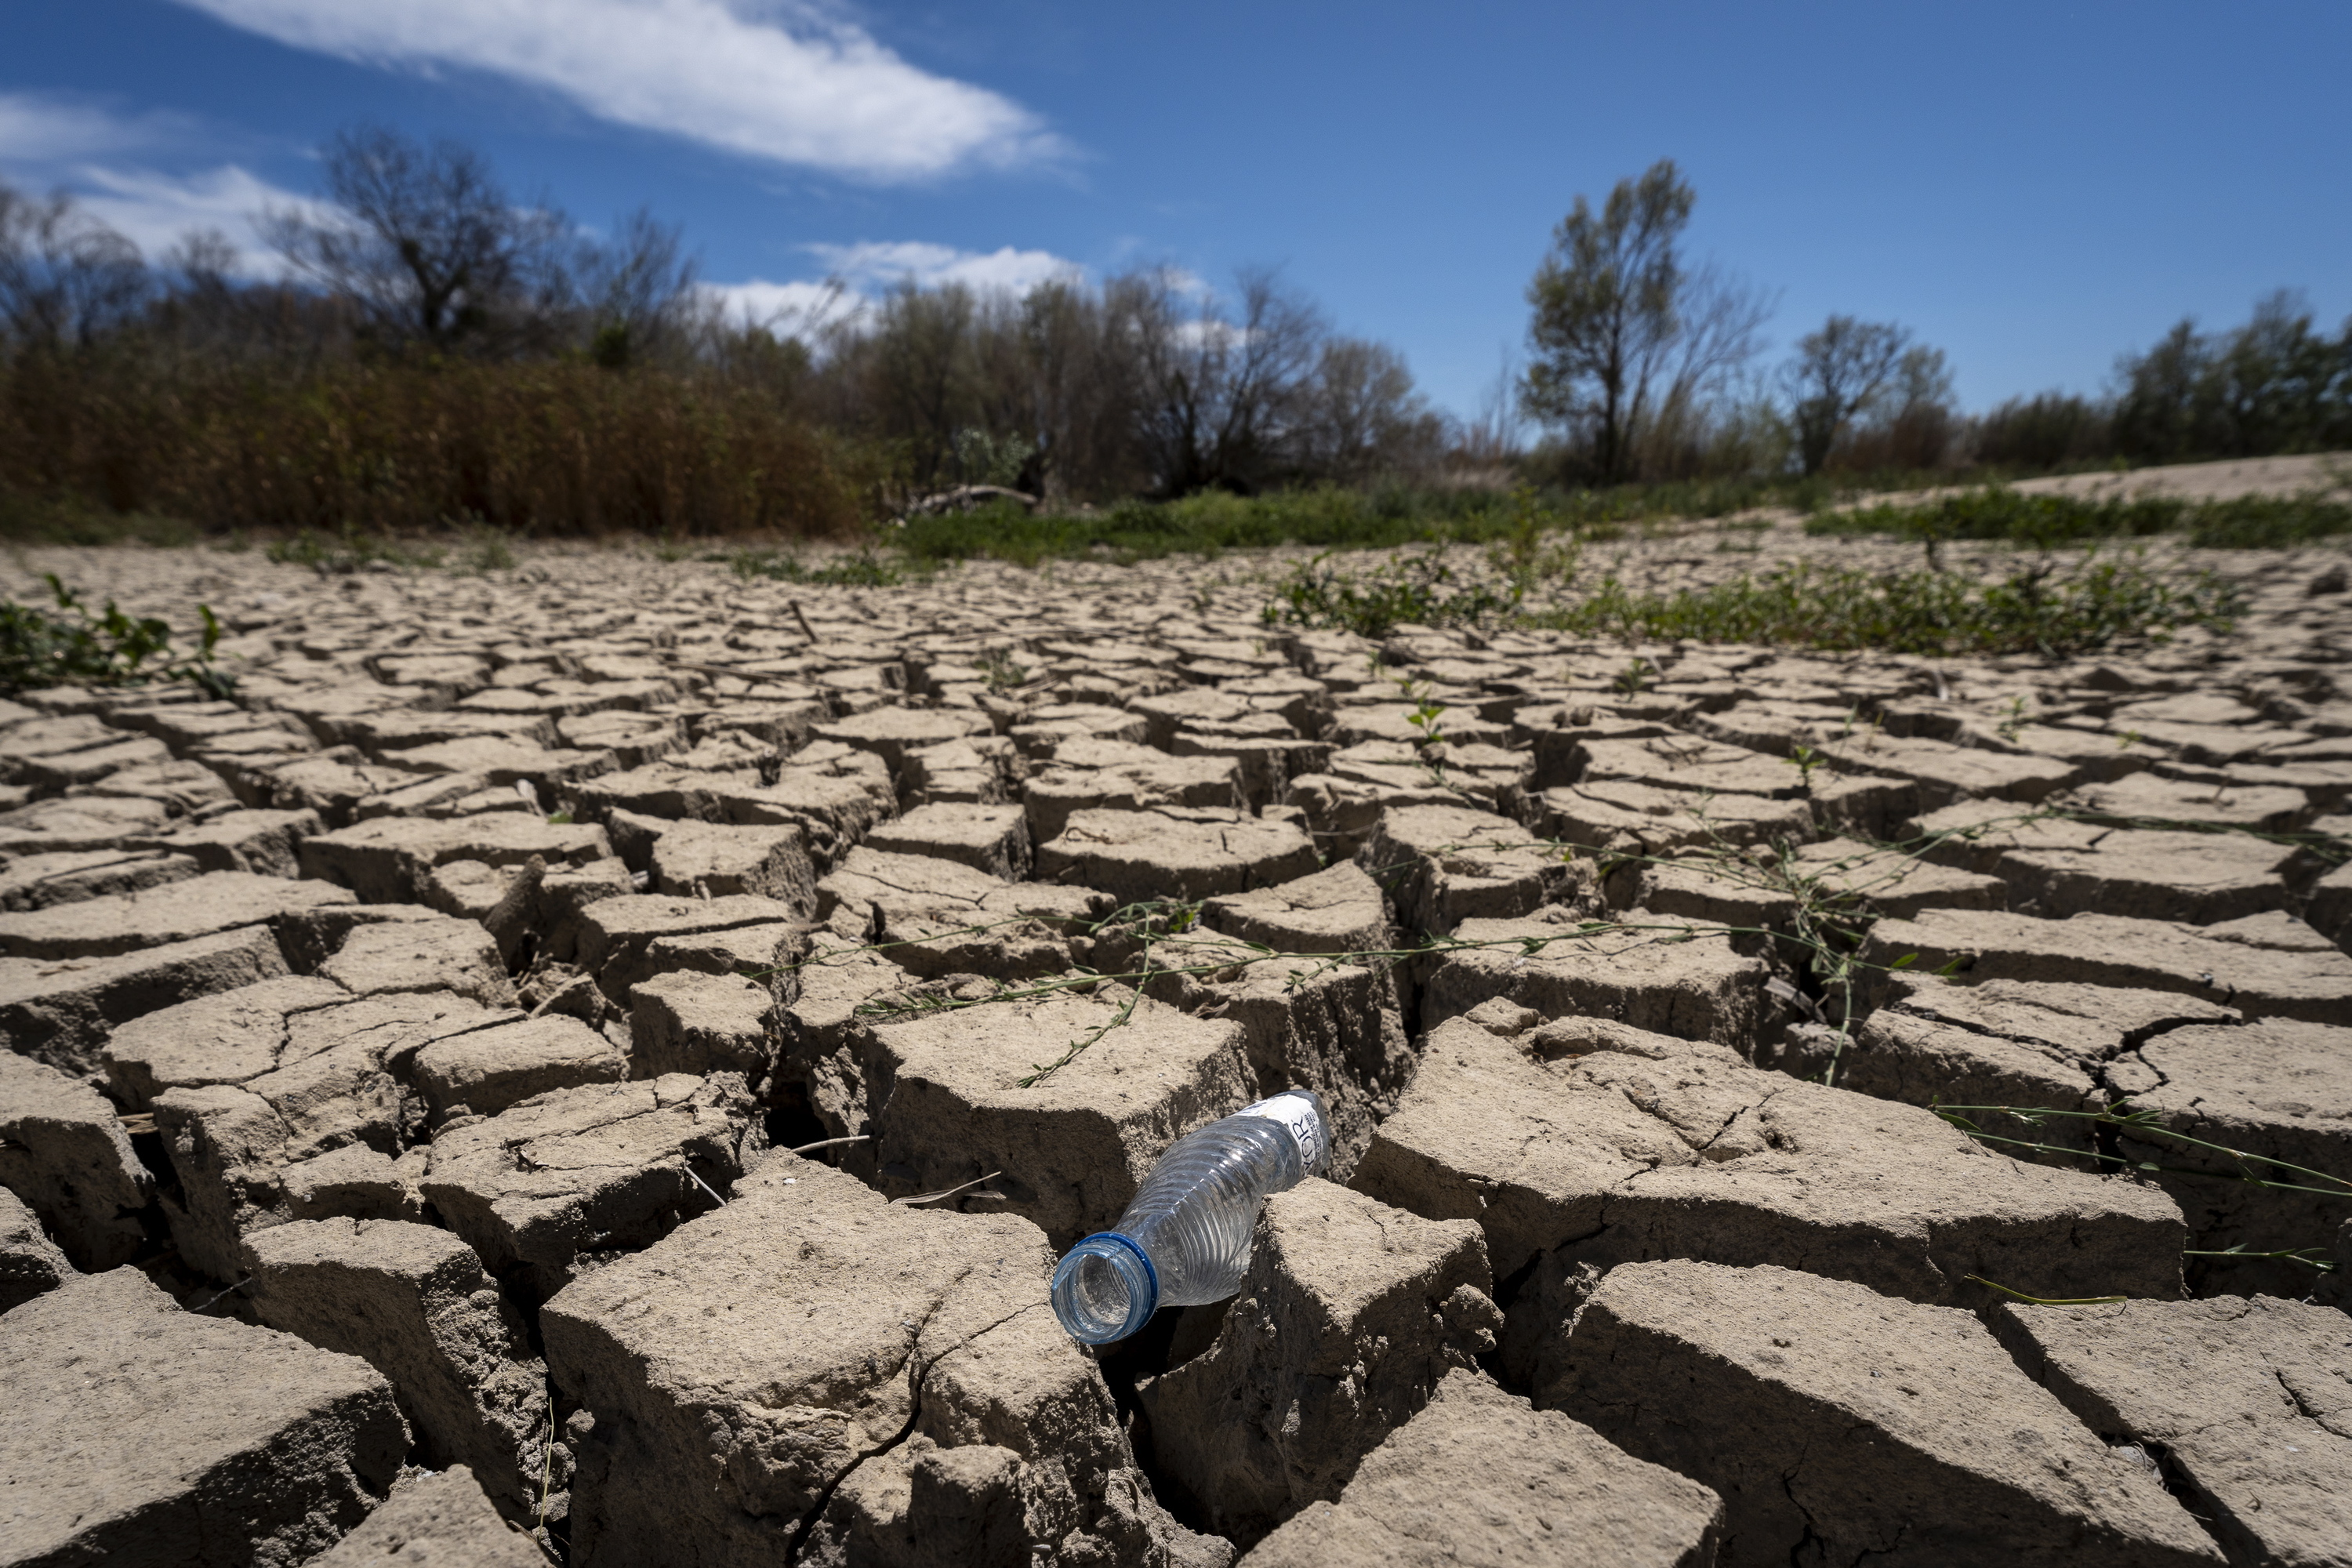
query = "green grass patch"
xmin=895 ymin=488 xmax=1501 ymax=568
xmin=975 ymin=649 xmax=1029 ymax=691
xmin=1519 ymin=556 xmax=2241 ymax=658
xmin=1810 ymin=486 xmax=2352 ymax=551
xmin=255 ymin=520 xmax=520 ymax=575
xmin=0 ymin=494 xmax=205 ymax=548
xmin=265 ymin=525 xmax=447 ymax=573
xmin=453 ymin=524 xmax=517 ymax=574
xmin=2 ymin=573 xmax=232 ymax=694
xmin=891 ymin=474 xmax=1872 ymax=568
xmin=2182 ymin=495 xmax=2352 ymax=548
xmin=1262 ymin=549 xmax=1525 ymax=638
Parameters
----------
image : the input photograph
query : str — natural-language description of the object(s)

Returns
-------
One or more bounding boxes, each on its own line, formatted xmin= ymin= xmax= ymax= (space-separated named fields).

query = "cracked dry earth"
xmin=3 ymin=521 xmax=2351 ymax=1568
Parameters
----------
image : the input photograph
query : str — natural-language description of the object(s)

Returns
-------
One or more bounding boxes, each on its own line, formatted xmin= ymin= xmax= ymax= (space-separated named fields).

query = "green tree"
xmin=2114 ymin=292 xmax=2352 ymax=462
xmin=1522 ymin=161 xmax=1769 ymax=485
xmin=1521 ymin=159 xmax=1691 ymax=485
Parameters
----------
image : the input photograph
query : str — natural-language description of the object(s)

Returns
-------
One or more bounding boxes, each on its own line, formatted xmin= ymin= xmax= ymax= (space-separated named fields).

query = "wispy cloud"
xmin=702 ymin=277 xmax=858 ymax=332
xmin=705 ymin=240 xmax=1084 ymax=332
xmin=0 ymin=93 xmax=315 ymax=273
xmin=167 ymin=0 xmax=1066 ymax=182
xmin=74 ymin=165 xmax=321 ymax=264
xmin=804 ymin=241 xmax=1082 ymax=293
xmin=0 ymin=92 xmax=205 ymax=163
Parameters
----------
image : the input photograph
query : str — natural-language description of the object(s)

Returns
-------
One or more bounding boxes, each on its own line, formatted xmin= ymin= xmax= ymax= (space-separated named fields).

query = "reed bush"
xmin=0 ymin=351 xmax=872 ymax=540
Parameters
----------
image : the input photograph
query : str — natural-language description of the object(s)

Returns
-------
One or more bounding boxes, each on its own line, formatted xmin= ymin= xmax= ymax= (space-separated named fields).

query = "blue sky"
xmin=5 ymin=1 xmax=2348 ymax=422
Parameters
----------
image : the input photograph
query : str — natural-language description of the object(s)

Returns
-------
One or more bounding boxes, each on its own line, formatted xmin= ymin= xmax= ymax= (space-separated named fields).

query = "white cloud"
xmin=1159 ymin=266 xmax=1214 ymax=299
xmin=702 ymin=277 xmax=860 ymax=332
xmin=0 ymin=93 xmax=312 ymax=274
xmin=71 ymin=165 xmax=321 ymax=270
xmin=705 ymin=240 xmax=1084 ymax=334
xmin=803 ymin=240 xmax=1081 ymax=293
xmin=168 ymin=0 xmax=1064 ymax=182
xmin=0 ymin=91 xmax=201 ymax=163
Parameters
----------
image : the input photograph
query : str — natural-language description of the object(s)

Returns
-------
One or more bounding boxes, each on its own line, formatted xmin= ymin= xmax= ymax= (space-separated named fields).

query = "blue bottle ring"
xmin=1080 ymin=1230 xmax=1160 ymax=1318
xmin=1051 ymin=1231 xmax=1160 ymax=1344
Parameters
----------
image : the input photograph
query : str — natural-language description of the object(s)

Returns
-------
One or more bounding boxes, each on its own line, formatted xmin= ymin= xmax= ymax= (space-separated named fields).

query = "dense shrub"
xmin=1972 ymin=393 xmax=2114 ymax=470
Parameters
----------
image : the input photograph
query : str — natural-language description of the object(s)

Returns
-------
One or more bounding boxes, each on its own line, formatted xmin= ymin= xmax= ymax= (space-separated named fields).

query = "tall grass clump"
xmin=2180 ymin=495 xmax=2352 ymax=548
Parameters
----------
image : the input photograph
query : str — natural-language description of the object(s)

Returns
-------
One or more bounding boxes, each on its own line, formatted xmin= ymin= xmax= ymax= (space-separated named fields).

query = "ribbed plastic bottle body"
xmin=1116 ymin=1116 xmax=1303 ymax=1308
xmin=1050 ymin=1090 xmax=1329 ymax=1345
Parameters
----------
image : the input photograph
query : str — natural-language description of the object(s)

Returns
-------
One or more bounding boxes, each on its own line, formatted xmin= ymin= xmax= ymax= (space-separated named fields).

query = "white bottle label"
xmin=1240 ymin=1092 xmax=1330 ymax=1175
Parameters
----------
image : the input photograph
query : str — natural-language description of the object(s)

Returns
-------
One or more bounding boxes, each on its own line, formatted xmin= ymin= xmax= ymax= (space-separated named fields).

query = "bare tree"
xmin=1127 ymin=267 xmax=1327 ymax=495
xmin=1219 ymin=270 xmax=1327 ymax=486
xmin=1459 ymin=345 xmax=1528 ymax=466
xmin=145 ymin=227 xmax=355 ymax=369
xmin=0 ymin=184 xmax=150 ymax=352
xmin=758 ymin=260 xmax=1439 ymax=504
xmin=262 ymin=125 xmax=568 ymax=352
xmin=1784 ymin=315 xmax=1911 ymax=474
xmin=1294 ymin=337 xmax=1447 ymax=483
xmin=1520 ymin=158 xmax=1694 ymax=484
xmin=574 ymin=209 xmax=699 ymax=367
xmin=160 ymin=227 xmax=238 ymax=296
xmin=1626 ymin=263 xmax=1777 ymax=478
xmin=1655 ymin=265 xmax=1774 ymax=422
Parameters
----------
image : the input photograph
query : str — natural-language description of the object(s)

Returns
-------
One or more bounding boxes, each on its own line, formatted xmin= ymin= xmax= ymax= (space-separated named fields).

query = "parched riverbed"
xmin=3 ymin=510 xmax=2350 ymax=1567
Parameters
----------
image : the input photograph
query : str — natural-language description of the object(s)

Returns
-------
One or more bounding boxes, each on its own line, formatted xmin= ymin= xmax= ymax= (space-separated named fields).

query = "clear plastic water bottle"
xmin=1050 ymin=1089 xmax=1331 ymax=1345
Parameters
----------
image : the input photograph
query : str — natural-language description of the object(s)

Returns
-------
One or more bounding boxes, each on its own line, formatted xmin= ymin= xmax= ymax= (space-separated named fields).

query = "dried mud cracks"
xmin=3 ymin=541 xmax=2351 ymax=1567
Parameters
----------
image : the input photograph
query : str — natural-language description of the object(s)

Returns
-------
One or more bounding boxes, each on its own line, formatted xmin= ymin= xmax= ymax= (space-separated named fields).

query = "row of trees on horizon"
xmin=2 ymin=129 xmax=2347 ymax=537
xmin=1512 ymin=158 xmax=2352 ymax=489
